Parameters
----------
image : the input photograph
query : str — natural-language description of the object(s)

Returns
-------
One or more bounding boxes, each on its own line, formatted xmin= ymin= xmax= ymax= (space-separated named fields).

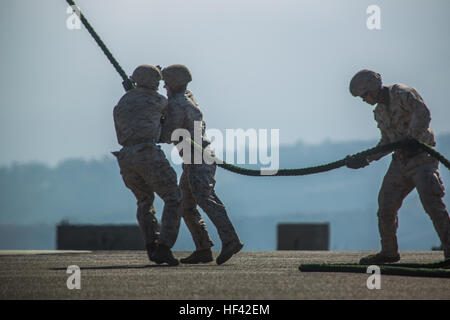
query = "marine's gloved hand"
xmin=202 ymin=137 xmax=211 ymax=149
xmin=402 ymin=136 xmax=421 ymax=152
xmin=345 ymin=155 xmax=370 ymax=169
xmin=122 ymin=78 xmax=135 ymax=92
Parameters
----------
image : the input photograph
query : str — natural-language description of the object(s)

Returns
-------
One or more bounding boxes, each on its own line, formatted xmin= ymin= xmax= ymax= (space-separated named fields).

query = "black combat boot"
xmin=359 ymin=252 xmax=400 ymax=265
xmin=146 ymin=242 xmax=158 ymax=262
xmin=180 ymin=249 xmax=213 ymax=264
xmin=216 ymin=239 xmax=244 ymax=265
xmin=151 ymin=244 xmax=179 ymax=266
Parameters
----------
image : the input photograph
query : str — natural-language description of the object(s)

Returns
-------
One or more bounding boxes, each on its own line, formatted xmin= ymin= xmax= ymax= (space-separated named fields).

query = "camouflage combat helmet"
xmin=349 ymin=69 xmax=382 ymax=97
xmin=130 ymin=65 xmax=162 ymax=88
xmin=162 ymin=64 xmax=192 ymax=87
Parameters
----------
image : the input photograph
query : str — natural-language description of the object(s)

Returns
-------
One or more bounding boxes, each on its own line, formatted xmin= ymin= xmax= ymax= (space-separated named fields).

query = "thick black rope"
xmin=65 ymin=0 xmax=134 ymax=90
xmin=310 ymin=259 xmax=450 ymax=269
xmin=190 ymin=138 xmax=450 ymax=176
xmin=299 ymin=261 xmax=450 ymax=278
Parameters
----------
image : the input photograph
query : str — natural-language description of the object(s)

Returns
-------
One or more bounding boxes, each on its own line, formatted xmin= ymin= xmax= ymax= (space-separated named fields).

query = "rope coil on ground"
xmin=299 ymin=259 xmax=450 ymax=278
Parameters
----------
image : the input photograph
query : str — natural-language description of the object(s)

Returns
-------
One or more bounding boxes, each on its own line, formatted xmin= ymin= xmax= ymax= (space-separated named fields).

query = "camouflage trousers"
xmin=115 ymin=143 xmax=182 ymax=248
xmin=377 ymin=153 xmax=450 ymax=258
xmin=180 ymin=163 xmax=240 ymax=250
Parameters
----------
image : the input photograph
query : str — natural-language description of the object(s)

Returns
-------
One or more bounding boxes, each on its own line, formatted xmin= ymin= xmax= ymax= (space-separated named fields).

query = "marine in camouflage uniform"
xmin=160 ymin=64 xmax=243 ymax=265
xmin=112 ymin=65 xmax=181 ymax=266
xmin=347 ymin=69 xmax=450 ymax=264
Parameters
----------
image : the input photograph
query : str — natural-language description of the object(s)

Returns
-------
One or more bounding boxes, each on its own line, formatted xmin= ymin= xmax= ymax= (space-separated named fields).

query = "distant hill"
xmin=1 ymin=135 xmax=450 ymax=251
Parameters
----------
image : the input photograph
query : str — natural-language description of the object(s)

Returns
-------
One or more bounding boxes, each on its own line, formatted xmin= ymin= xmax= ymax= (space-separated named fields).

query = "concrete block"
xmin=57 ymin=224 xmax=144 ymax=250
xmin=277 ymin=223 xmax=329 ymax=250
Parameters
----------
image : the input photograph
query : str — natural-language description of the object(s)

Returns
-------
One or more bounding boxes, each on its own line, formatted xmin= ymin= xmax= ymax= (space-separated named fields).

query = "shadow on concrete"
xmin=50 ymin=264 xmax=172 ymax=271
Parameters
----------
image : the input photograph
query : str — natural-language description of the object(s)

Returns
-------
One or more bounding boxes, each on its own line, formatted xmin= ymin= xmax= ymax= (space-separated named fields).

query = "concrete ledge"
xmin=0 ymin=250 xmax=91 ymax=256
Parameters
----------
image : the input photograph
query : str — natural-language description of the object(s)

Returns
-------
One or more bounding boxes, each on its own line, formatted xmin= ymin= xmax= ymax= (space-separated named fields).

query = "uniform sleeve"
xmin=183 ymin=107 xmax=203 ymax=135
xmin=158 ymin=103 xmax=168 ymax=143
xmin=367 ymin=107 xmax=391 ymax=162
xmin=113 ymin=106 xmax=123 ymax=145
xmin=403 ymin=90 xmax=431 ymax=141
xmin=184 ymin=107 xmax=210 ymax=150
xmin=367 ymin=130 xmax=391 ymax=162
xmin=159 ymin=104 xmax=185 ymax=144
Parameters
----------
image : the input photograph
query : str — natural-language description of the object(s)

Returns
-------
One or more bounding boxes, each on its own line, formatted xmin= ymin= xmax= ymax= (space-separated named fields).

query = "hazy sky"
xmin=1 ymin=0 xmax=449 ymax=166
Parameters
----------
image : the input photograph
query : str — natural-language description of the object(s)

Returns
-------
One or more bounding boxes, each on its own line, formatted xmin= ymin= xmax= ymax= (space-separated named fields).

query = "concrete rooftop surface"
xmin=0 ymin=250 xmax=449 ymax=300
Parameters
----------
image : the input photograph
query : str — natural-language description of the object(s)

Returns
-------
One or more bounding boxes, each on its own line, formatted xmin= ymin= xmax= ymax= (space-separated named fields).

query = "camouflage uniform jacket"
xmin=160 ymin=90 xmax=211 ymax=163
xmin=114 ymin=87 xmax=167 ymax=147
xmin=369 ymin=84 xmax=436 ymax=161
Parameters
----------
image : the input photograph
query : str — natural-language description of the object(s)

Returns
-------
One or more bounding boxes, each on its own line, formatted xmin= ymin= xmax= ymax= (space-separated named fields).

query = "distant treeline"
xmin=1 ymin=135 xmax=450 ymax=250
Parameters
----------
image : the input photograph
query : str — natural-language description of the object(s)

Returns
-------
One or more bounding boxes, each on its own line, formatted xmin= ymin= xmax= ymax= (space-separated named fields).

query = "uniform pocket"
xmin=430 ymin=172 xmax=445 ymax=197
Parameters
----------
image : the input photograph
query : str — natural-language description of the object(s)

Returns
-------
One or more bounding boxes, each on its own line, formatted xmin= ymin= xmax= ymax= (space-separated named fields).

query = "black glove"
xmin=402 ymin=137 xmax=421 ymax=152
xmin=122 ymin=78 xmax=135 ymax=92
xmin=345 ymin=155 xmax=370 ymax=169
